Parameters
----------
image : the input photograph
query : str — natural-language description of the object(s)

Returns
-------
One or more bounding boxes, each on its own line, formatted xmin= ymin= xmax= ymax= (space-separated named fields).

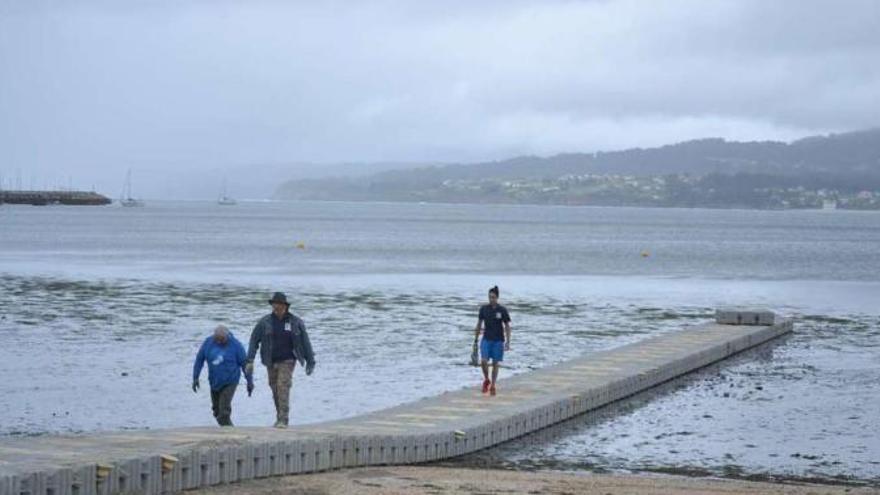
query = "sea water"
xmin=0 ymin=200 xmax=878 ymax=484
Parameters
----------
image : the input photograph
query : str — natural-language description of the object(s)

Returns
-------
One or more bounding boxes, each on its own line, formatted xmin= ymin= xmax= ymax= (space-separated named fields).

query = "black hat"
xmin=268 ymin=292 xmax=290 ymax=306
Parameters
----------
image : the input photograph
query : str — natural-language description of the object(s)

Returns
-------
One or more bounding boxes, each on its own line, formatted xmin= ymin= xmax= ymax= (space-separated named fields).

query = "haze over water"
xmin=1 ymin=201 xmax=878 ymax=484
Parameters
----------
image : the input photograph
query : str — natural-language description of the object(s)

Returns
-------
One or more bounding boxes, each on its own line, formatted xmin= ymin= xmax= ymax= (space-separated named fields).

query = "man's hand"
xmin=305 ymin=362 xmax=315 ymax=376
xmin=245 ymin=362 xmax=254 ymax=375
xmin=246 ymin=380 xmax=254 ymax=397
xmin=192 ymin=380 xmax=199 ymax=393
xmin=504 ymin=342 xmax=510 ymax=352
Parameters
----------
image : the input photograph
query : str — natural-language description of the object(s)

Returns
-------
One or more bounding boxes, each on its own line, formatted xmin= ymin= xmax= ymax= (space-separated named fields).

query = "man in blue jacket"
xmin=246 ymin=292 xmax=316 ymax=428
xmin=192 ymin=325 xmax=253 ymax=426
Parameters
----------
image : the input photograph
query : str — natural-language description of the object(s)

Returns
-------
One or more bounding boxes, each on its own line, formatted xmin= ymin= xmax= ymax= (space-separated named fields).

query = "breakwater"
xmin=0 ymin=190 xmax=111 ymax=206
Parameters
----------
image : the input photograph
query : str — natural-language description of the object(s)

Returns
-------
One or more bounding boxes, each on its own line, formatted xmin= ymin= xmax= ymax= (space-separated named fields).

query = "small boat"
xmin=120 ymin=170 xmax=145 ymax=207
xmin=217 ymin=179 xmax=237 ymax=206
xmin=217 ymin=195 xmax=237 ymax=206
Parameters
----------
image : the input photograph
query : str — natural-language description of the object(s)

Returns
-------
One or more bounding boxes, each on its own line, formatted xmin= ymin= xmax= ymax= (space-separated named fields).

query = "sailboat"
xmin=217 ymin=179 xmax=237 ymax=206
xmin=120 ymin=170 xmax=145 ymax=207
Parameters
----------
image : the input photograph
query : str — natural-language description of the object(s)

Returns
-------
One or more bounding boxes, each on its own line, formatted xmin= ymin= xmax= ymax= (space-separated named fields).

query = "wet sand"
xmin=192 ymin=466 xmax=878 ymax=495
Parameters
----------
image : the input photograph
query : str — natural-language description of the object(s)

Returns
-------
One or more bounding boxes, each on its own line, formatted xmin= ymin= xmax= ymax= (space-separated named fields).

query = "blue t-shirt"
xmin=479 ymin=304 xmax=511 ymax=342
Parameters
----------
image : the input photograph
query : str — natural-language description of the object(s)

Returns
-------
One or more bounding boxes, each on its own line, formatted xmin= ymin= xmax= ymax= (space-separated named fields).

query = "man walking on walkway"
xmin=475 ymin=285 xmax=511 ymax=396
xmin=192 ymin=325 xmax=253 ymax=426
xmin=246 ymin=292 xmax=316 ymax=428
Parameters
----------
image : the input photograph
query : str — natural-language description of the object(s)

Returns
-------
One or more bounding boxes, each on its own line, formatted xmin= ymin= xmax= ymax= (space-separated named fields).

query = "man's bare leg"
xmin=481 ymin=359 xmax=491 ymax=393
xmin=490 ymin=362 xmax=500 ymax=396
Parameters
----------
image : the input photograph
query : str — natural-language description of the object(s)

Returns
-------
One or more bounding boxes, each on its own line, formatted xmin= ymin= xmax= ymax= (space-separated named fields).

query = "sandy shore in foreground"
xmin=192 ymin=466 xmax=878 ymax=495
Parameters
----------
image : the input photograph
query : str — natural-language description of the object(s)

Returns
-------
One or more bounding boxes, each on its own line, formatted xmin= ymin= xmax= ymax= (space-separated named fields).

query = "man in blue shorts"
xmin=474 ymin=285 xmax=511 ymax=396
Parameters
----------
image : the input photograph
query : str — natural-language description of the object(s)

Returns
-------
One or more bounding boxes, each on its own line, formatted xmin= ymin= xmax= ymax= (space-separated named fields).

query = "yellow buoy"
xmin=641 ymin=250 xmax=650 ymax=258
xmin=295 ymin=241 xmax=306 ymax=250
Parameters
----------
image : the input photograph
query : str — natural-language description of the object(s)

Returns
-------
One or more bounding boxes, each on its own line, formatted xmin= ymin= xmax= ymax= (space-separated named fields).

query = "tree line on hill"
xmin=274 ymin=128 xmax=880 ymax=209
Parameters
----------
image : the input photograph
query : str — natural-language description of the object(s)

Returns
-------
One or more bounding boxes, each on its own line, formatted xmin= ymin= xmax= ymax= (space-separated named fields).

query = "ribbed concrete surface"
xmin=0 ymin=319 xmax=792 ymax=495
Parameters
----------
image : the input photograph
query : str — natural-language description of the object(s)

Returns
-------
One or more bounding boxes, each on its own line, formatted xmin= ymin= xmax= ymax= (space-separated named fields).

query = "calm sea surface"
xmin=1 ymin=201 xmax=878 ymax=484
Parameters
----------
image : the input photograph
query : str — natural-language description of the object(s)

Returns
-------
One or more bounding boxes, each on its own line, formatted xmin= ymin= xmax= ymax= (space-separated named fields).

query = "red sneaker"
xmin=481 ymin=379 xmax=491 ymax=393
xmin=489 ymin=385 xmax=497 ymax=396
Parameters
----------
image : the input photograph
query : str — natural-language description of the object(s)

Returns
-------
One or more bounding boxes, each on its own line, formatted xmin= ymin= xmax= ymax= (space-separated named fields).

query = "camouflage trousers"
xmin=267 ymin=360 xmax=295 ymax=425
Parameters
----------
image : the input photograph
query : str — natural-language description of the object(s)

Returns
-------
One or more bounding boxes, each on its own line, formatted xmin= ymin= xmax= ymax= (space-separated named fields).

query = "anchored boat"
xmin=217 ymin=178 xmax=237 ymax=206
xmin=120 ymin=170 xmax=145 ymax=207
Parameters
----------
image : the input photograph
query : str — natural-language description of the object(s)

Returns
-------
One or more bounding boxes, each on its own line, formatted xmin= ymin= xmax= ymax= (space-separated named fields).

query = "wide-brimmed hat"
xmin=268 ymin=292 xmax=290 ymax=306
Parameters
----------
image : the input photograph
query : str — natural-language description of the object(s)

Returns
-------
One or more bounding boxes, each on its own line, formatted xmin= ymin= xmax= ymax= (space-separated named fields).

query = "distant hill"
xmin=274 ymin=128 xmax=880 ymax=208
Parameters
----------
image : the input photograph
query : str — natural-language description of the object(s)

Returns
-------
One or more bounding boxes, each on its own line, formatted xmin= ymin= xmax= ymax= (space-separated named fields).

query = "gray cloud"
xmin=0 ymin=0 xmax=878 ymax=198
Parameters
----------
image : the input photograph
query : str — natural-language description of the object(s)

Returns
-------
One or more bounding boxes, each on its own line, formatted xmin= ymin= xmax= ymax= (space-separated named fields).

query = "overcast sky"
xmin=1 ymin=0 xmax=878 ymax=198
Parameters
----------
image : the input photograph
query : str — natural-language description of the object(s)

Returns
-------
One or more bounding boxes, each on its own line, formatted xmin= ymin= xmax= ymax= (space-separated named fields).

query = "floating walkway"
xmin=0 ymin=310 xmax=792 ymax=495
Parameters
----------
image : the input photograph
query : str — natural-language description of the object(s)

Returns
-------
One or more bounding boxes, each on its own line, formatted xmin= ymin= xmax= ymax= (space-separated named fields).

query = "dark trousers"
xmin=210 ymin=384 xmax=237 ymax=426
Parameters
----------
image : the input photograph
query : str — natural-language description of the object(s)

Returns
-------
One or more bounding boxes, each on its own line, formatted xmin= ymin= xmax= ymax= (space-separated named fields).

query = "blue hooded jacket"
xmin=193 ymin=332 xmax=251 ymax=391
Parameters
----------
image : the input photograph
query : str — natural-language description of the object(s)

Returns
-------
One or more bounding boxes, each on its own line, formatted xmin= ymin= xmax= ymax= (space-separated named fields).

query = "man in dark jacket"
xmin=246 ymin=292 xmax=316 ymax=428
xmin=192 ymin=325 xmax=253 ymax=426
